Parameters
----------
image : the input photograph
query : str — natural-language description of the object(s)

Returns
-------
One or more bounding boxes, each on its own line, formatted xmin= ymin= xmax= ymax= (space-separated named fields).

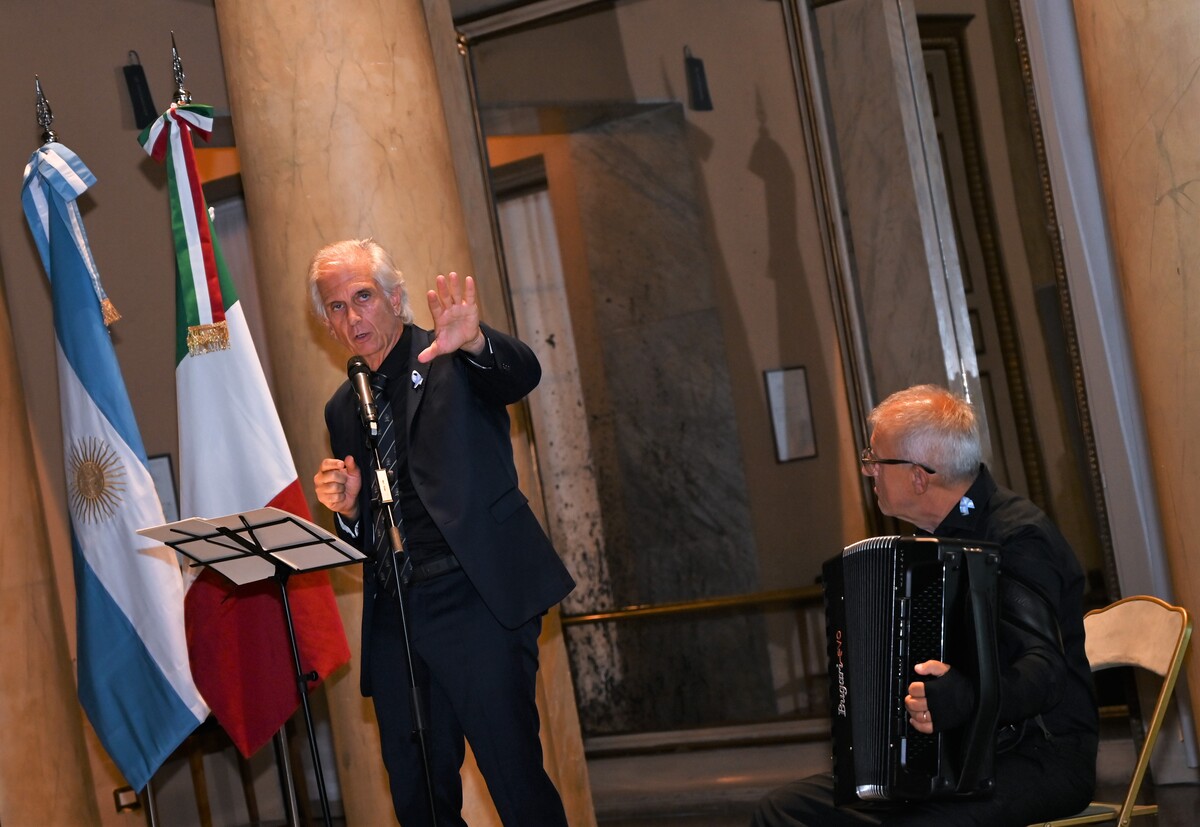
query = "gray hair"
xmin=307 ymin=238 xmax=413 ymax=325
xmin=867 ymin=384 xmax=981 ymax=482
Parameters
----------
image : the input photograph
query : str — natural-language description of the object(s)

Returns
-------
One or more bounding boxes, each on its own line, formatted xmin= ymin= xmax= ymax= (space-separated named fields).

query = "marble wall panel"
xmin=573 ymin=110 xmax=717 ymax=334
xmin=571 ymin=106 xmax=757 ymax=597
xmin=565 ymin=104 xmax=776 ymax=731
xmin=605 ymin=308 xmax=756 ymax=599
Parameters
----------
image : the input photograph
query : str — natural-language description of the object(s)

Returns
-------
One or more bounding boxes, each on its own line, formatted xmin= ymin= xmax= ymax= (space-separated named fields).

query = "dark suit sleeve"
xmin=459 ymin=323 xmax=542 ymax=407
xmin=994 ymin=532 xmax=1072 ymax=725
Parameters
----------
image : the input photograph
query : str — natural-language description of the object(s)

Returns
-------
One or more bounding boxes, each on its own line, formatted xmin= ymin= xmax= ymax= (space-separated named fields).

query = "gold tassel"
xmin=187 ymin=321 xmax=230 ymax=356
xmin=100 ymin=298 xmax=121 ymax=327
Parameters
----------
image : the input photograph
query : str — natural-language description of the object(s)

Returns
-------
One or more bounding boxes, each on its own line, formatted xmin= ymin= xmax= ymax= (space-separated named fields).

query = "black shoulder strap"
xmin=954 ymin=548 xmax=1002 ymax=793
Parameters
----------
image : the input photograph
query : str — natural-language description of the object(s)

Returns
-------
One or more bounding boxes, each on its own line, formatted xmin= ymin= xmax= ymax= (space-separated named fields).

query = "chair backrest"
xmin=1083 ymin=595 xmax=1192 ymax=823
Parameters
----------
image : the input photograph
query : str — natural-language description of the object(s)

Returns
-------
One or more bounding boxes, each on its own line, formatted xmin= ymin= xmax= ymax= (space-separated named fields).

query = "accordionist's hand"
xmin=905 ymin=659 xmax=951 ymax=734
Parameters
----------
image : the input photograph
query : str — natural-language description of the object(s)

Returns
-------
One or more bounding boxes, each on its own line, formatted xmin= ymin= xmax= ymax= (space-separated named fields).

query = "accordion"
xmin=822 ymin=535 xmax=1001 ymax=804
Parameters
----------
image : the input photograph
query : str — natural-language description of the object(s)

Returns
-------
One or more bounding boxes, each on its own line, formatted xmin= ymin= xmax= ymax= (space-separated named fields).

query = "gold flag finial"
xmin=35 ymin=75 xmax=57 ymax=144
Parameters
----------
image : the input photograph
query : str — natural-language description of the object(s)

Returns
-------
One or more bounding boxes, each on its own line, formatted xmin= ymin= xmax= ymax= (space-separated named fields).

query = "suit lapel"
xmin=405 ymin=326 xmax=434 ymax=437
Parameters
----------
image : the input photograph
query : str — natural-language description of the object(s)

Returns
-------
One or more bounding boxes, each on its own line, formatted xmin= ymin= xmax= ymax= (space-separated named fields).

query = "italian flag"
xmin=140 ymin=104 xmax=349 ymax=757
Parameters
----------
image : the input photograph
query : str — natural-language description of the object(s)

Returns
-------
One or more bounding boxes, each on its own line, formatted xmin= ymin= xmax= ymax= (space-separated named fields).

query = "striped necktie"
xmin=370 ymin=370 xmax=404 ymax=597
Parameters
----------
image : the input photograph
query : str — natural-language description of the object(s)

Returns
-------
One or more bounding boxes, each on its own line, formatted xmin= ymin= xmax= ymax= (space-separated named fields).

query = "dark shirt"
xmin=373 ymin=326 xmax=451 ymax=563
xmin=929 ymin=464 xmax=1098 ymax=741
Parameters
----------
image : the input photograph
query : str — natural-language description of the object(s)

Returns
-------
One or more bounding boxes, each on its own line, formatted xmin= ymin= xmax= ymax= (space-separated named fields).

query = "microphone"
xmin=347 ymin=355 xmax=379 ymax=438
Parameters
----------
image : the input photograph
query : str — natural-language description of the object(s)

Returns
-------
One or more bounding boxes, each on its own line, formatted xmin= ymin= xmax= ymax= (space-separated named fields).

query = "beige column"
xmin=1070 ymin=1 xmax=1200 ymax=742
xmin=212 ymin=1 xmax=591 ymax=823
xmin=0 ymin=279 xmax=97 ymax=824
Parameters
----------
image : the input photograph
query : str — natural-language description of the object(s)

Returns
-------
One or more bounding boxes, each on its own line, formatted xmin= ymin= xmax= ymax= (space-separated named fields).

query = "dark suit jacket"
xmin=324 ymin=323 xmax=576 ymax=696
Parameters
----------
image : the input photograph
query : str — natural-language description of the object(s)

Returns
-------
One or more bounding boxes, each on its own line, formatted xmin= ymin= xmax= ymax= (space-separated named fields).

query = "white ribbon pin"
xmin=959 ymin=496 xmax=975 ymax=516
xmin=411 ymin=369 xmax=424 ymax=389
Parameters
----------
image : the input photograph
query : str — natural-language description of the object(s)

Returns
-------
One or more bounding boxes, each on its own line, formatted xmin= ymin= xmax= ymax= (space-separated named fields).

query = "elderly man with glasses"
xmin=753 ymin=384 xmax=1099 ymax=826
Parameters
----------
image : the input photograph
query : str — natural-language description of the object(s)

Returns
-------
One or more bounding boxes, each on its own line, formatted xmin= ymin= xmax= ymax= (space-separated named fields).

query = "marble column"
xmin=1070 ymin=1 xmax=1200 ymax=745
xmin=0 ymin=280 xmax=97 ymax=824
xmin=212 ymin=1 xmax=590 ymax=822
xmin=814 ymin=0 xmax=986 ymax=431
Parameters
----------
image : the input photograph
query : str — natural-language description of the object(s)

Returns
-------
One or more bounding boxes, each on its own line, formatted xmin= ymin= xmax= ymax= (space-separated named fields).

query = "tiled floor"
xmin=173 ymin=716 xmax=1200 ymax=825
xmin=589 ymin=733 xmax=1200 ymax=826
xmin=590 ymin=739 xmax=824 ymax=826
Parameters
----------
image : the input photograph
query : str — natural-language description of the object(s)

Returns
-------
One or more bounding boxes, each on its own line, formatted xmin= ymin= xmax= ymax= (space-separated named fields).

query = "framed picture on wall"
xmin=147 ymin=453 xmax=179 ymax=523
xmin=765 ymin=367 xmax=817 ymax=462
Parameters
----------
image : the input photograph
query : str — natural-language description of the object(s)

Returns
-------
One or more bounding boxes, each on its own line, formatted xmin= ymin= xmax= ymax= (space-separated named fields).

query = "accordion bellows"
xmin=823 ymin=535 xmax=1002 ymax=804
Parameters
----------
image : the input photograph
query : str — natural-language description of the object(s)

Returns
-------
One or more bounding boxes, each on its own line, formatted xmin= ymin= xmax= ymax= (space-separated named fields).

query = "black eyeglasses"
xmin=859 ymin=447 xmax=937 ymax=475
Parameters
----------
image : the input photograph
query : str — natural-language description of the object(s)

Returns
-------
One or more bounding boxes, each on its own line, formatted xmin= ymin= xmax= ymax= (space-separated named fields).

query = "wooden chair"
xmin=1031 ymin=595 xmax=1192 ymax=826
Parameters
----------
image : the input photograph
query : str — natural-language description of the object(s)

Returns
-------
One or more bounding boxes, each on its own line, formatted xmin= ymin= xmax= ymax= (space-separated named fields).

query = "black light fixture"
xmin=684 ymin=46 xmax=713 ymax=111
xmin=123 ymin=51 xmax=157 ymax=128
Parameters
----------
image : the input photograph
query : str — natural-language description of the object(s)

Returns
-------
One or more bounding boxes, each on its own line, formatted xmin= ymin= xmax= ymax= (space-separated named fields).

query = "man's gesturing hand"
xmin=418 ymin=272 xmax=485 ymax=363
xmin=314 ymin=456 xmax=362 ymax=522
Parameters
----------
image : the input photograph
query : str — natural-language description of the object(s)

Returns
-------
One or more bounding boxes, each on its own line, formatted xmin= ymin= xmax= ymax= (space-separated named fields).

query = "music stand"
xmin=139 ymin=507 xmax=366 ymax=827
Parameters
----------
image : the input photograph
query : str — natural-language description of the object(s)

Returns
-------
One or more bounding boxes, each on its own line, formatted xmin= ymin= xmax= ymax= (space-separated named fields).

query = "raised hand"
xmin=418 ymin=271 xmax=485 ymax=363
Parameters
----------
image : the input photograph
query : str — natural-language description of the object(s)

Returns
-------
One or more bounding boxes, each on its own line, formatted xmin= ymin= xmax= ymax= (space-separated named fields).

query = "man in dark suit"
xmin=310 ymin=238 xmax=575 ymax=825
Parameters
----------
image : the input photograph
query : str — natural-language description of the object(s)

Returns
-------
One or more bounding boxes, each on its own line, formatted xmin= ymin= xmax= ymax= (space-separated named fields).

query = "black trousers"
xmin=751 ymin=729 xmax=1096 ymax=827
xmin=367 ymin=568 xmax=567 ymax=826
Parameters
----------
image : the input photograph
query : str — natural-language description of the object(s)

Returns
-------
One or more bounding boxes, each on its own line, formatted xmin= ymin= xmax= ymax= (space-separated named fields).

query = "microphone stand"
xmin=365 ymin=422 xmax=439 ymax=823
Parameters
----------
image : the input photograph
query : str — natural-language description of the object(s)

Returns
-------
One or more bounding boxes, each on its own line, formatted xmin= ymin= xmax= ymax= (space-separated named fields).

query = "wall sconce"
xmin=123 ymin=51 xmax=157 ymax=129
xmin=684 ymin=46 xmax=713 ymax=111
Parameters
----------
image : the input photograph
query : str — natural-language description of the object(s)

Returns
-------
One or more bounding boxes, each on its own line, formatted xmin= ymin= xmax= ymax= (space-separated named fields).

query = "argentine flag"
xmin=22 ymin=142 xmax=207 ymax=791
